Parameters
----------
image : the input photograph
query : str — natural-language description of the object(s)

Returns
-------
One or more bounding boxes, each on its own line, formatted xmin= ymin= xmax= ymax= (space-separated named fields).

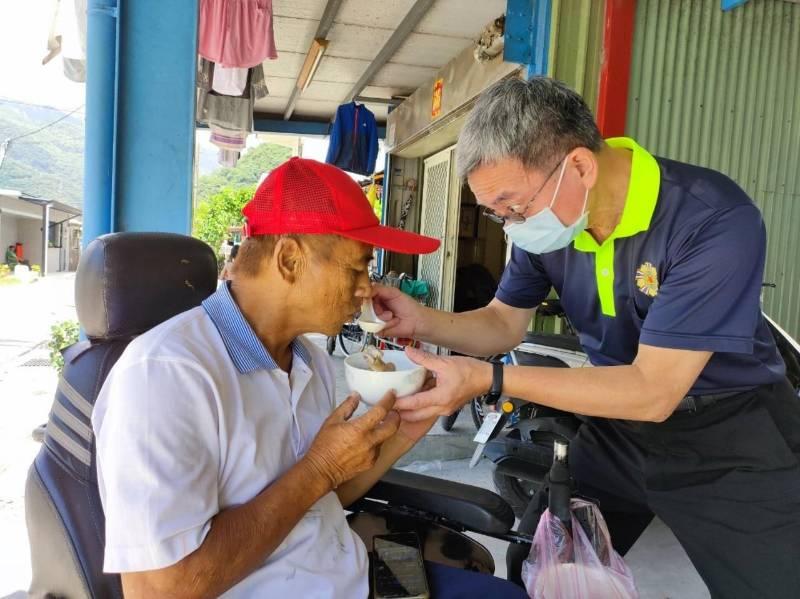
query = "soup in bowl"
xmin=344 ymin=349 xmax=426 ymax=405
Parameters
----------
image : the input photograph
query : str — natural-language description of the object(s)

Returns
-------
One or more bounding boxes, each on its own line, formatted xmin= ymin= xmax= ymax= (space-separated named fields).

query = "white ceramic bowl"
xmin=344 ymin=349 xmax=426 ymax=406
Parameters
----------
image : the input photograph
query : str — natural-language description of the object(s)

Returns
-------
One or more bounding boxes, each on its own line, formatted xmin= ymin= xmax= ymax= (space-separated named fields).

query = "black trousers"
xmin=562 ymin=379 xmax=800 ymax=599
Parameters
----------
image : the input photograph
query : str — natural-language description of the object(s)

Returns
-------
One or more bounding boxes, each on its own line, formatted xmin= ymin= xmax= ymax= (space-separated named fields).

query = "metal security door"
xmin=418 ymin=146 xmax=459 ymax=312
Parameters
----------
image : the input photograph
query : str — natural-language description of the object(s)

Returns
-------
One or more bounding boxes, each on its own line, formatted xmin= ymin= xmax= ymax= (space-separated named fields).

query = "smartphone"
xmin=372 ymin=532 xmax=430 ymax=599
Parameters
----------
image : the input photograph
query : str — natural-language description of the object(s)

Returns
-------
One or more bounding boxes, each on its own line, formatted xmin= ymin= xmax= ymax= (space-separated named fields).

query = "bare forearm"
xmin=504 ymin=364 xmax=682 ymax=422
xmin=417 ymin=305 xmax=522 ymax=357
xmin=336 ymin=433 xmax=415 ymax=508
xmin=122 ymin=458 xmax=331 ymax=599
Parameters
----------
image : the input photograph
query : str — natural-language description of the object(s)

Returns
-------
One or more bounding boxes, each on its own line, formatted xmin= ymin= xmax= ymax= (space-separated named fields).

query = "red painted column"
xmin=596 ymin=0 xmax=637 ymax=137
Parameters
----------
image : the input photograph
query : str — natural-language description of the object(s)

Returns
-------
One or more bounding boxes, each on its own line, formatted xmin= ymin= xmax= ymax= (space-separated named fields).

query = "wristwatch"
xmin=485 ymin=359 xmax=504 ymax=405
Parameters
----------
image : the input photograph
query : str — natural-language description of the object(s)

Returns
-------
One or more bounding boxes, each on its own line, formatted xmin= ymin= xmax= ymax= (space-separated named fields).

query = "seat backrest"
xmin=26 ymin=232 xmax=217 ymax=599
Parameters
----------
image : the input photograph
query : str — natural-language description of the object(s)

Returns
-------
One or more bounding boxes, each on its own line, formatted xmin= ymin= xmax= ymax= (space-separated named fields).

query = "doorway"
xmin=453 ymin=183 xmax=507 ymax=313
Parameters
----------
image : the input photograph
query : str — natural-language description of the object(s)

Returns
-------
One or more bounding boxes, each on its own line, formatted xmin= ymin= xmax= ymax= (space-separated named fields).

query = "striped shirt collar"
xmin=202 ymin=282 xmax=313 ymax=374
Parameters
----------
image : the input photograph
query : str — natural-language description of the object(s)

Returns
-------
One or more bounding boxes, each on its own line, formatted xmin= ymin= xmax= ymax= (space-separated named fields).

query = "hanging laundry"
xmin=197 ymin=87 xmax=254 ymax=132
xmin=199 ymin=0 xmax=278 ymax=68
xmin=197 ymin=58 xmax=268 ymax=98
xmin=250 ymin=64 xmax=270 ymax=100
xmin=213 ymin=65 xmax=249 ymax=96
xmin=325 ymin=102 xmax=379 ymax=177
xmin=196 ymin=57 xmax=215 ymax=91
xmin=209 ymin=125 xmax=248 ymax=151
xmin=197 ymin=58 xmax=270 ymax=155
xmin=196 ymin=61 xmax=268 ymax=131
xmin=218 ymin=149 xmax=241 ymax=168
xmin=43 ymin=0 xmax=87 ymax=82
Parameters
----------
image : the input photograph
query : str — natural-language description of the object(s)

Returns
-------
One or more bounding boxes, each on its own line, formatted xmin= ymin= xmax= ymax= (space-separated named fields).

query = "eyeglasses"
xmin=482 ymin=157 xmax=565 ymax=225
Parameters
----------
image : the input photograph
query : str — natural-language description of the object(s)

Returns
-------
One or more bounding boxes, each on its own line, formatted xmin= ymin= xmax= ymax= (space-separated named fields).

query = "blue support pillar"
xmin=83 ymin=0 xmax=198 ymax=245
xmin=114 ymin=0 xmax=198 ymax=234
xmin=83 ymin=0 xmax=118 ymax=246
xmin=503 ymin=0 xmax=553 ymax=79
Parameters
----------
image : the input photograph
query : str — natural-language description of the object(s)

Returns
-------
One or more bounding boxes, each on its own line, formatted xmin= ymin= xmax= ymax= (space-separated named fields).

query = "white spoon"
xmin=357 ymin=297 xmax=387 ymax=333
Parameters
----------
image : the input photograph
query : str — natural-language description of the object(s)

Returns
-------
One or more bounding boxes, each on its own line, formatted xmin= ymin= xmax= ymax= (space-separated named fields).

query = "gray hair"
xmin=456 ymin=77 xmax=603 ymax=179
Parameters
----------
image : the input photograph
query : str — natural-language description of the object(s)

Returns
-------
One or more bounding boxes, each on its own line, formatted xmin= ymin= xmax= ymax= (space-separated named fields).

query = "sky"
xmin=0 ymin=1 xmax=87 ymax=111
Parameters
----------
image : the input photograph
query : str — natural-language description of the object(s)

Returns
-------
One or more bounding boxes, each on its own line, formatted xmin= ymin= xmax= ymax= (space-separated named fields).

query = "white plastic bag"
xmin=522 ymin=499 xmax=639 ymax=599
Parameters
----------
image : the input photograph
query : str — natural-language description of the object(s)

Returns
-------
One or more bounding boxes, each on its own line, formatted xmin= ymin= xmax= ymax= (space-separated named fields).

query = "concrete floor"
xmin=0 ymin=273 xmax=77 ymax=369
xmin=0 ymin=280 xmax=709 ymax=597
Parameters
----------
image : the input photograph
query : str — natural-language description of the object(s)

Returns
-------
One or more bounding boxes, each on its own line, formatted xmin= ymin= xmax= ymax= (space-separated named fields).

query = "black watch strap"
xmin=486 ymin=360 xmax=504 ymax=404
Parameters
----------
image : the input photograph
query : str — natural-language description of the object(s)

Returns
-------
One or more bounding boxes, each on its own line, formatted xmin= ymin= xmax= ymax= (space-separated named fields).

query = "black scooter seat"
xmin=361 ymin=468 xmax=515 ymax=535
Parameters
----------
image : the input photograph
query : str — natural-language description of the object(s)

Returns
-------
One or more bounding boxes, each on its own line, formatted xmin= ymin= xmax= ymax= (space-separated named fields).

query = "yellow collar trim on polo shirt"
xmin=572 ymin=137 xmax=661 ymax=317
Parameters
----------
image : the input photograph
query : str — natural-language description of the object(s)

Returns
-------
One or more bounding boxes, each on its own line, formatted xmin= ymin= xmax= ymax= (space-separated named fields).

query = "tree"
xmin=193 ymin=186 xmax=254 ymax=257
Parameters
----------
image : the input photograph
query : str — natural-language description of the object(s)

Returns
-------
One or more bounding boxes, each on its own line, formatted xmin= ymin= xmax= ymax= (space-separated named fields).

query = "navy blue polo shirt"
xmin=496 ymin=137 xmax=785 ymax=394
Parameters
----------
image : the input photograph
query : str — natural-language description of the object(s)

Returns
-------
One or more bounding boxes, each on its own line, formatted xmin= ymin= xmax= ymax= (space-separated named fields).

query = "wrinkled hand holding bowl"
xmin=344 ymin=350 xmax=426 ymax=405
xmin=357 ymin=297 xmax=387 ymax=333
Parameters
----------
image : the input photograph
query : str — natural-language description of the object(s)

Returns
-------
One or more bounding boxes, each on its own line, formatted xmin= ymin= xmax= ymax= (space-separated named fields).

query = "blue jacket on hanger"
xmin=325 ymin=101 xmax=379 ymax=176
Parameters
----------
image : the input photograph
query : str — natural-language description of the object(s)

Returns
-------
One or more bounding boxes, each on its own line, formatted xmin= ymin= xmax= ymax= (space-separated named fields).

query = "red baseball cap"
xmin=242 ymin=157 xmax=440 ymax=255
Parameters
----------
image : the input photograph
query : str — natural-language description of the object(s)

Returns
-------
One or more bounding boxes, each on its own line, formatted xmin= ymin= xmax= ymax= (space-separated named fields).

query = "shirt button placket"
xmin=279 ymin=373 xmax=303 ymax=458
xmin=292 ymin=415 xmax=303 ymax=457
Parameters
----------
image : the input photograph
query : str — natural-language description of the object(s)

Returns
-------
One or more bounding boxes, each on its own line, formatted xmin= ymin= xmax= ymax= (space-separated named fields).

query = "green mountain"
xmin=195 ymin=142 xmax=292 ymax=202
xmin=0 ymin=100 xmax=294 ymax=211
xmin=0 ymin=100 xmax=84 ymax=209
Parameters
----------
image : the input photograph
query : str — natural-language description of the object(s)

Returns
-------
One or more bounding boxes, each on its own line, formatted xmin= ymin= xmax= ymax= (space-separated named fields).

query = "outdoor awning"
xmin=259 ymin=0 xmax=506 ymax=126
xmin=0 ymin=189 xmax=82 ymax=219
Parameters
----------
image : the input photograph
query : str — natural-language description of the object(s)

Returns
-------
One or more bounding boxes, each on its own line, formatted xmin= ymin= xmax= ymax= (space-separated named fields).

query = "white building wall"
xmin=47 ymin=247 xmax=61 ymax=273
xmin=0 ymin=213 xmax=19 ymax=256
xmin=17 ymin=218 xmax=44 ymax=267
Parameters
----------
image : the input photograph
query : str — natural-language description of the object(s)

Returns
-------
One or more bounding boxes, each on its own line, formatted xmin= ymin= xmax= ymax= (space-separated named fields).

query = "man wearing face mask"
xmin=374 ymin=77 xmax=800 ymax=598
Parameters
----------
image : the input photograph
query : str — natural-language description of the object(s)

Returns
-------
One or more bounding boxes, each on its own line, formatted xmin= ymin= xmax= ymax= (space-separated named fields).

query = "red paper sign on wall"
xmin=432 ymin=78 xmax=444 ymax=118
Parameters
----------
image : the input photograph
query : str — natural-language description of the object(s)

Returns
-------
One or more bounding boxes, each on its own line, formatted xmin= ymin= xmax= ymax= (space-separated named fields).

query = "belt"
xmin=674 ymin=390 xmax=751 ymax=413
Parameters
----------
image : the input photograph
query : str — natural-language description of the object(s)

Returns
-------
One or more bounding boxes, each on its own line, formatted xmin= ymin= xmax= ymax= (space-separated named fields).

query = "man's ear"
xmin=572 ymin=147 xmax=599 ymax=190
xmin=274 ymin=237 xmax=305 ymax=284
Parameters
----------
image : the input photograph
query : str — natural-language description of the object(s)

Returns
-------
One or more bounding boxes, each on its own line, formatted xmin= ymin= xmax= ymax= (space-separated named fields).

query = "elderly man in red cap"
xmin=92 ymin=158 xmax=528 ymax=599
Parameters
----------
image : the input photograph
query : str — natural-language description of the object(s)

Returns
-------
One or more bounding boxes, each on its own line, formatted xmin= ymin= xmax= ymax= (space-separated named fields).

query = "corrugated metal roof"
xmin=261 ymin=0 xmax=506 ymax=122
xmin=626 ymin=0 xmax=800 ymax=338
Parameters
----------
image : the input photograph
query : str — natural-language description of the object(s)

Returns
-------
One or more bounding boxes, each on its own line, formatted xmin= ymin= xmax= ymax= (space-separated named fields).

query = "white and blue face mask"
xmin=503 ymin=159 xmax=590 ymax=254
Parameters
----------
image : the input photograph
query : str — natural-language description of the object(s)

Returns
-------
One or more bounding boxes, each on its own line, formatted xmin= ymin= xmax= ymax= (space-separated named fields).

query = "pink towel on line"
xmin=199 ymin=0 xmax=278 ymax=69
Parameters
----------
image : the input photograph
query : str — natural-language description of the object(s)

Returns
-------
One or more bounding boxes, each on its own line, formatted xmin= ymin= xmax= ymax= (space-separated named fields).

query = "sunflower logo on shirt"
xmin=635 ymin=262 xmax=659 ymax=297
